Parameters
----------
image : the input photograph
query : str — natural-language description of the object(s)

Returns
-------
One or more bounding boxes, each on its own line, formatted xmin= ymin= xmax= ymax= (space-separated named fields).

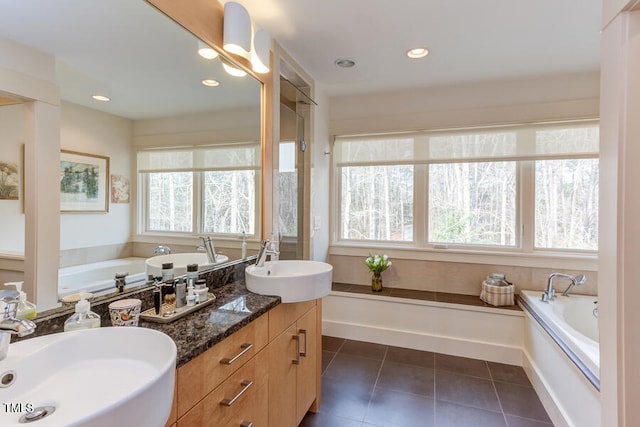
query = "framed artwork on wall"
xmin=0 ymin=159 xmax=19 ymax=200
xmin=60 ymin=150 xmax=109 ymax=213
xmin=110 ymin=174 xmax=130 ymax=203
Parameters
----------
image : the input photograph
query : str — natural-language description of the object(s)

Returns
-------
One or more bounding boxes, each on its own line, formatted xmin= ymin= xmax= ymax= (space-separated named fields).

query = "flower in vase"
xmin=365 ymin=254 xmax=392 ymax=275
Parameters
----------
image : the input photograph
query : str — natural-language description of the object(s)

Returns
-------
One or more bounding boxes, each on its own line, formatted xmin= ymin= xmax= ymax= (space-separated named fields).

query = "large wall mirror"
xmin=0 ymin=0 xmax=262 ymax=304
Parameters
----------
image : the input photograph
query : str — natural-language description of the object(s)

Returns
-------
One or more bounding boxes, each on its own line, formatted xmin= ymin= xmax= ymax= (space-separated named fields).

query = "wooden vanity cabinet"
xmin=267 ymin=300 xmax=320 ymax=427
xmin=168 ymin=299 xmax=321 ymax=427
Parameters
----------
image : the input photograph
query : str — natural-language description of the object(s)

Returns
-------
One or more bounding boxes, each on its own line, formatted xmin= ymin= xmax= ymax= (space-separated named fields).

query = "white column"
xmin=23 ymin=101 xmax=60 ymax=311
xmin=599 ymin=5 xmax=640 ymax=426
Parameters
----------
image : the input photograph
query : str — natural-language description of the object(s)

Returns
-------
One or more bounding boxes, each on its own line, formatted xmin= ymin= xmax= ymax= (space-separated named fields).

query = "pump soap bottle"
xmin=4 ymin=282 xmax=37 ymax=320
xmin=64 ymin=292 xmax=101 ymax=331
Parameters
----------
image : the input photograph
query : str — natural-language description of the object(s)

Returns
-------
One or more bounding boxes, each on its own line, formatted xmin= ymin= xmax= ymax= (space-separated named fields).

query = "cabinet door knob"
xmin=220 ymin=379 xmax=254 ymax=407
xmin=240 ymin=422 xmax=253 ymax=427
xmin=220 ymin=343 xmax=253 ymax=365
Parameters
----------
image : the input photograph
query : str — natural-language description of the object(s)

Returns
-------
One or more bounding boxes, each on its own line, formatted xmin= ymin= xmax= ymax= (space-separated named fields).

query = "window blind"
xmin=137 ymin=143 xmax=261 ymax=173
xmin=335 ymin=121 xmax=599 ymax=166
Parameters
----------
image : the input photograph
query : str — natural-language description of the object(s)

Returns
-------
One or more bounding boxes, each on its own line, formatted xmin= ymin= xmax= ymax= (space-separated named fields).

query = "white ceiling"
xmin=0 ymin=0 xmax=261 ymax=120
xmin=0 ymin=0 xmax=602 ymax=118
xmin=230 ymin=0 xmax=602 ymax=96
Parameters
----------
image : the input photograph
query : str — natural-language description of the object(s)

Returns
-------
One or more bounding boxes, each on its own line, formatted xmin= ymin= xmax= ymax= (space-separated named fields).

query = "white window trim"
xmin=136 ymin=144 xmax=261 ymax=240
xmin=330 ymin=119 xmax=599 ymax=268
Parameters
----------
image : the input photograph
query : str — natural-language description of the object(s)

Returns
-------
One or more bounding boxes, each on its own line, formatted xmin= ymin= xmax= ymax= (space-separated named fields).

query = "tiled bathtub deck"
xmin=301 ymin=337 xmax=553 ymax=427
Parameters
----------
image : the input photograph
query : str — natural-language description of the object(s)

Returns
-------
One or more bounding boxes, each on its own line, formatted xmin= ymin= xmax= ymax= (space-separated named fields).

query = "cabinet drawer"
xmin=178 ymin=349 xmax=268 ymax=427
xmin=177 ymin=313 xmax=268 ymax=417
xmin=223 ymin=383 xmax=268 ymax=427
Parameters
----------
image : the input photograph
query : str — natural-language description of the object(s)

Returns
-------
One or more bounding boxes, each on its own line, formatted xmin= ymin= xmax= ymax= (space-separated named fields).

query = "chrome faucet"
xmin=154 ymin=245 xmax=172 ymax=255
xmin=0 ymin=290 xmax=36 ymax=361
xmin=197 ymin=236 xmax=218 ymax=263
xmin=541 ymin=273 xmax=586 ymax=302
xmin=256 ymin=239 xmax=279 ymax=267
xmin=114 ymin=272 xmax=128 ymax=293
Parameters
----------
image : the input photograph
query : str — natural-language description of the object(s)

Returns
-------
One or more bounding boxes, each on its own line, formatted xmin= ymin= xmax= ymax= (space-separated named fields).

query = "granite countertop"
xmin=140 ymin=281 xmax=280 ymax=367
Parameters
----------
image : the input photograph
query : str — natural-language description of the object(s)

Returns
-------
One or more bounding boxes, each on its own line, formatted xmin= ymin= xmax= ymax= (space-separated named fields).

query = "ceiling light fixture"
xmin=223 ymin=2 xmax=251 ymax=58
xmin=335 ymin=58 xmax=356 ymax=68
xmin=201 ymin=79 xmax=220 ymax=87
xmin=250 ymin=28 xmax=271 ymax=74
xmin=91 ymin=95 xmax=110 ymax=102
xmin=221 ymin=57 xmax=247 ymax=77
xmin=197 ymin=41 xmax=219 ymax=60
xmin=406 ymin=47 xmax=429 ymax=59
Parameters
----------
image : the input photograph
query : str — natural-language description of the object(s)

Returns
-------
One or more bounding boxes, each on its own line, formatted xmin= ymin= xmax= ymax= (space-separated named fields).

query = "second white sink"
xmin=245 ymin=260 xmax=332 ymax=303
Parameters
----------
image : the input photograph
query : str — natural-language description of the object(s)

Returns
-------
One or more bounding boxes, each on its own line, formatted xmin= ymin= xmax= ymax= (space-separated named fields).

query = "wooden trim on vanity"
xmin=310 ymin=298 xmax=322 ymax=412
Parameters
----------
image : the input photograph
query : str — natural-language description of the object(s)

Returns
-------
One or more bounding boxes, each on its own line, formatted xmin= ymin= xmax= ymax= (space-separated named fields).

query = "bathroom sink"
xmin=0 ymin=327 xmax=176 ymax=427
xmin=146 ymin=252 xmax=229 ymax=277
xmin=245 ymin=260 xmax=333 ymax=303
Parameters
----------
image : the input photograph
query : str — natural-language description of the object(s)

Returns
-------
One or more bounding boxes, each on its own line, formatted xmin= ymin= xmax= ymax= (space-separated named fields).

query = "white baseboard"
xmin=322 ymin=292 xmax=524 ymax=366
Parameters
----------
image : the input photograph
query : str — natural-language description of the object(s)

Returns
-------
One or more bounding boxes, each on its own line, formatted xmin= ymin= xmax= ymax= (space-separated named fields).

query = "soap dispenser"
xmin=64 ymin=292 xmax=101 ymax=331
xmin=4 ymin=282 xmax=37 ymax=320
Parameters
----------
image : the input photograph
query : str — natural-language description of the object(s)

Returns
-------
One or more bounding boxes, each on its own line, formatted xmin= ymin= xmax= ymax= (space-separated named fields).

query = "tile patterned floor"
xmin=300 ymin=337 xmax=554 ymax=427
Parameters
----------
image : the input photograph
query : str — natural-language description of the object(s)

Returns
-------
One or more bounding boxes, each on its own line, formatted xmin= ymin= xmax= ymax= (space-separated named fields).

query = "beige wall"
xmin=59 ymin=101 xmax=134 ymax=254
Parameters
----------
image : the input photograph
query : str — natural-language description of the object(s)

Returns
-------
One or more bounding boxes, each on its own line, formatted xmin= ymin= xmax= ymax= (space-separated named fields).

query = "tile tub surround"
xmin=329 ymin=255 xmax=598 ymax=297
xmin=302 ymin=337 xmax=553 ymax=427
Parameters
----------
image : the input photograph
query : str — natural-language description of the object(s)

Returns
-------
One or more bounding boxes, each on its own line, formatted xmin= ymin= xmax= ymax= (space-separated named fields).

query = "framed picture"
xmin=110 ymin=174 xmax=130 ymax=203
xmin=60 ymin=150 xmax=109 ymax=213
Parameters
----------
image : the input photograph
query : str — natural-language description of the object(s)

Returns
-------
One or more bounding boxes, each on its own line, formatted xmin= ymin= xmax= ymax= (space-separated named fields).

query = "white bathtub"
xmin=519 ymin=290 xmax=599 ymax=383
xmin=58 ymin=257 xmax=148 ymax=297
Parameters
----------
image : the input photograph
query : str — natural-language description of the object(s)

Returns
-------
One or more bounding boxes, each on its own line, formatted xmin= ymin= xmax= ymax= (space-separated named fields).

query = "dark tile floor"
xmin=300 ymin=337 xmax=554 ymax=427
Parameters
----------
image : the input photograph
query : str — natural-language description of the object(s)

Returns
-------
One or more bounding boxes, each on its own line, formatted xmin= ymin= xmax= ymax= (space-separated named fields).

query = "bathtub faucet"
xmin=0 ymin=290 xmax=36 ymax=361
xmin=541 ymin=273 xmax=587 ymax=302
xmin=154 ymin=245 xmax=171 ymax=255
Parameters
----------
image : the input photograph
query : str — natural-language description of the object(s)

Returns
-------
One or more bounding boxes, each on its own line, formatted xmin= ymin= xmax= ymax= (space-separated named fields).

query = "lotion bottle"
xmin=4 ymin=282 xmax=37 ymax=320
xmin=64 ymin=293 xmax=101 ymax=331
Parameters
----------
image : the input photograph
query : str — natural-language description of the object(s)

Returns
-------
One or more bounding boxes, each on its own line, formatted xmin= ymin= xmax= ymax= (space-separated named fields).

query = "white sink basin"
xmin=145 ymin=252 xmax=229 ymax=277
xmin=0 ymin=327 xmax=176 ymax=427
xmin=245 ymin=260 xmax=332 ymax=303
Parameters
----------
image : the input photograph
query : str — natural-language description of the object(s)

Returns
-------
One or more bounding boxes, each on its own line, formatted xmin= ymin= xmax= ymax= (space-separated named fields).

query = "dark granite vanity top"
xmin=18 ymin=259 xmax=281 ymax=368
xmin=140 ymin=281 xmax=280 ymax=367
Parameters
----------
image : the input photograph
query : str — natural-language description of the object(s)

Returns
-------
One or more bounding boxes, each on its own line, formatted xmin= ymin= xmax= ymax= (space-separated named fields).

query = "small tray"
xmin=140 ymin=293 xmax=216 ymax=323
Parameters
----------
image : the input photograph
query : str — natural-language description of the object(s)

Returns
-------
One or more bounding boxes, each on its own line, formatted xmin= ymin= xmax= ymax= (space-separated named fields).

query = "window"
xmin=138 ymin=143 xmax=260 ymax=237
xmin=334 ymin=121 xmax=599 ymax=253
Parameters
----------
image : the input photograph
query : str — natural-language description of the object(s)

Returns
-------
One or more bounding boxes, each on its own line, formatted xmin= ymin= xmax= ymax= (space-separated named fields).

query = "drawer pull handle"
xmin=292 ymin=334 xmax=301 ymax=365
xmin=298 ymin=328 xmax=307 ymax=357
xmin=220 ymin=343 xmax=253 ymax=365
xmin=240 ymin=422 xmax=253 ymax=427
xmin=220 ymin=380 xmax=253 ymax=407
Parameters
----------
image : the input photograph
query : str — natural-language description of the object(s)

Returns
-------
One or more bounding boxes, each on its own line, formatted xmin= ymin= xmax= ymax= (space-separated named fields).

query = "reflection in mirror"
xmin=0 ymin=0 xmax=262 ymax=303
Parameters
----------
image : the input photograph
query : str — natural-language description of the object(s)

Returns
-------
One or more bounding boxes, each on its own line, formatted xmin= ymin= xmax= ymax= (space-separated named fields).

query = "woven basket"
xmin=480 ymin=281 xmax=515 ymax=306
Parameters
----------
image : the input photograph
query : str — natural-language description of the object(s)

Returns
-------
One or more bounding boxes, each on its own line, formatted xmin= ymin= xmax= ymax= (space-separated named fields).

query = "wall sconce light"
xmin=221 ymin=57 xmax=247 ymax=77
xmin=223 ymin=2 xmax=251 ymax=58
xmin=251 ymin=28 xmax=271 ymax=74
xmin=198 ymin=41 xmax=219 ymax=60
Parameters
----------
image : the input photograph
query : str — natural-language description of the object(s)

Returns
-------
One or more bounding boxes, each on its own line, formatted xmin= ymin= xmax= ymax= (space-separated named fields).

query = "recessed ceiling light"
xmin=201 ymin=79 xmax=220 ymax=87
xmin=406 ymin=47 xmax=429 ymax=59
xmin=335 ymin=58 xmax=356 ymax=68
xmin=91 ymin=95 xmax=110 ymax=102
xmin=198 ymin=41 xmax=219 ymax=60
